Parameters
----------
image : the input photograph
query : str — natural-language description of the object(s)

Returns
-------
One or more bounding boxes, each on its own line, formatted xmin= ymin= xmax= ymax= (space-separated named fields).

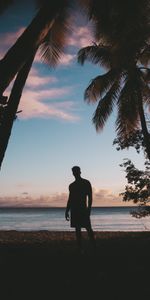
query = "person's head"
xmin=72 ymin=166 xmax=81 ymax=179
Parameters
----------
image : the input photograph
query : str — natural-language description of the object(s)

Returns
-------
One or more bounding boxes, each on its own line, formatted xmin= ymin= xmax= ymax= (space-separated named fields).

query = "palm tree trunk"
xmin=0 ymin=1 xmax=65 ymax=95
xmin=0 ymin=52 xmax=35 ymax=169
xmin=138 ymin=95 xmax=150 ymax=160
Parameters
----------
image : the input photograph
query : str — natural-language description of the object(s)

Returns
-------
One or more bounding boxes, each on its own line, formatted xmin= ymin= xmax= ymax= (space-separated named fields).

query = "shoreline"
xmin=0 ymin=229 xmax=150 ymax=239
xmin=0 ymin=230 xmax=150 ymax=251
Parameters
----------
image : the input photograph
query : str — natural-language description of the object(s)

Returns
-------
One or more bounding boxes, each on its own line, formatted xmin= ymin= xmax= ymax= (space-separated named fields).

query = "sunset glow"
xmin=0 ymin=0 xmax=145 ymax=207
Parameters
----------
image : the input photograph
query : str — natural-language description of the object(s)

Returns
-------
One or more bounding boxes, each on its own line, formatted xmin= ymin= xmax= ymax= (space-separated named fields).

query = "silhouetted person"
xmin=65 ymin=166 xmax=95 ymax=251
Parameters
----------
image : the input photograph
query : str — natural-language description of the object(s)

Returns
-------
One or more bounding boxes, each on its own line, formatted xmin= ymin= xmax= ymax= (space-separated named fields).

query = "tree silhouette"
xmin=120 ymin=159 xmax=150 ymax=218
xmin=0 ymin=0 xmax=73 ymax=167
xmin=78 ymin=0 xmax=150 ymax=159
xmin=0 ymin=0 xmax=150 ymax=167
xmin=113 ymin=126 xmax=150 ymax=217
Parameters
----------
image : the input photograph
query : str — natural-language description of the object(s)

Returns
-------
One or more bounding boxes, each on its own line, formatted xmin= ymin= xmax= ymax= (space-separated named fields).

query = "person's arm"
xmin=65 ymin=187 xmax=71 ymax=221
xmin=87 ymin=182 xmax=92 ymax=216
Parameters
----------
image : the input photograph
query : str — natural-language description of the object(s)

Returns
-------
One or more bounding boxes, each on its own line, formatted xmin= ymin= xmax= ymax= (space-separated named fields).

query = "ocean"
xmin=0 ymin=207 xmax=149 ymax=231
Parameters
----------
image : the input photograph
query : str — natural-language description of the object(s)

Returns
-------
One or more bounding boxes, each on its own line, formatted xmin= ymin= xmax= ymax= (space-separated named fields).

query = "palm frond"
xmin=139 ymin=45 xmax=150 ymax=67
xmin=142 ymin=68 xmax=150 ymax=83
xmin=39 ymin=1 xmax=71 ymax=67
xmin=84 ymin=69 xmax=117 ymax=103
xmin=88 ymin=0 xmax=150 ymax=46
xmin=116 ymin=77 xmax=140 ymax=140
xmin=140 ymin=70 xmax=150 ymax=104
xmin=92 ymin=80 xmax=121 ymax=131
xmin=78 ymin=44 xmax=111 ymax=69
xmin=142 ymin=84 xmax=150 ymax=104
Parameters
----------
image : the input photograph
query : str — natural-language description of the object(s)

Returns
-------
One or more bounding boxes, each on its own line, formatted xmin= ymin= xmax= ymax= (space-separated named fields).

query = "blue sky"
xmin=0 ymin=0 xmax=145 ymax=207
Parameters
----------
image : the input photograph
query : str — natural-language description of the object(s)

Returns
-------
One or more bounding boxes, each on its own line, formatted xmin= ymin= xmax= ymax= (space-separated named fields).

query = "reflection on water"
xmin=0 ymin=207 xmax=149 ymax=231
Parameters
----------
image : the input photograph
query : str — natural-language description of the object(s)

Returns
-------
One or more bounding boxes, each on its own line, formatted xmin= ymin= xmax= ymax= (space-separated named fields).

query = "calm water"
xmin=0 ymin=207 xmax=149 ymax=231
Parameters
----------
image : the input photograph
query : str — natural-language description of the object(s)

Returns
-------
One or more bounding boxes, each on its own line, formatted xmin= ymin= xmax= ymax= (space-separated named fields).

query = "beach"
xmin=0 ymin=231 xmax=150 ymax=300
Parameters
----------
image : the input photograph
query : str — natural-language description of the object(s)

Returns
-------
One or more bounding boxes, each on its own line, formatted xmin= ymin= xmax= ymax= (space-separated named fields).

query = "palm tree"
xmin=0 ymin=1 xmax=71 ymax=168
xmin=0 ymin=53 xmax=36 ymax=168
xmin=78 ymin=43 xmax=150 ymax=160
xmin=0 ymin=0 xmax=150 ymax=167
xmin=0 ymin=0 xmax=72 ymax=96
xmin=77 ymin=0 xmax=150 ymax=159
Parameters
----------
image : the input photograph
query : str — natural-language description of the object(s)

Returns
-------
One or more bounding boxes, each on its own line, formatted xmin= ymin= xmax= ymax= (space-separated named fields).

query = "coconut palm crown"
xmin=78 ymin=0 xmax=150 ymax=159
xmin=78 ymin=43 xmax=150 ymax=158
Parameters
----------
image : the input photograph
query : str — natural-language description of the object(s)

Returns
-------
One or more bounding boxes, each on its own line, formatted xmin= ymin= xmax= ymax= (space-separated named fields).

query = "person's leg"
xmin=86 ymin=225 xmax=96 ymax=248
xmin=75 ymin=226 xmax=82 ymax=249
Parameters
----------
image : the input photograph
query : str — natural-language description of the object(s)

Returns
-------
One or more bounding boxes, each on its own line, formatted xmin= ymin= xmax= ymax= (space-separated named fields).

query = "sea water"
xmin=0 ymin=207 xmax=149 ymax=231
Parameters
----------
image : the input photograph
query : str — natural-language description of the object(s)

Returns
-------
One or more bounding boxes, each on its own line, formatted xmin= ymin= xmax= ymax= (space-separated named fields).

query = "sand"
xmin=0 ymin=230 xmax=150 ymax=300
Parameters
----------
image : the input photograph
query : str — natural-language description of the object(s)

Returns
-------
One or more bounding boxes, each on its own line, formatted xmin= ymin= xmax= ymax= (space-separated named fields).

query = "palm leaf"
xmin=78 ymin=44 xmax=111 ymax=69
xmin=116 ymin=77 xmax=140 ymax=139
xmin=142 ymin=84 xmax=150 ymax=105
xmin=133 ymin=68 xmax=150 ymax=107
xmin=139 ymin=45 xmax=150 ymax=67
xmin=142 ymin=68 xmax=150 ymax=83
xmin=87 ymin=0 xmax=150 ymax=47
xmin=92 ymin=80 xmax=121 ymax=131
xmin=84 ymin=69 xmax=118 ymax=103
xmin=39 ymin=1 xmax=71 ymax=67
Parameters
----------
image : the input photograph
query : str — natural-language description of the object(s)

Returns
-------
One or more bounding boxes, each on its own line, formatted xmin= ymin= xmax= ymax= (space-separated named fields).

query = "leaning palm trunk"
xmin=138 ymin=91 xmax=150 ymax=160
xmin=0 ymin=1 xmax=66 ymax=95
xmin=0 ymin=52 xmax=35 ymax=169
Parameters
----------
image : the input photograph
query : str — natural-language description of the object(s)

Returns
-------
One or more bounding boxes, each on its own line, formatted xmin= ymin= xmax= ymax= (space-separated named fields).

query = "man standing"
xmin=65 ymin=166 xmax=95 ymax=250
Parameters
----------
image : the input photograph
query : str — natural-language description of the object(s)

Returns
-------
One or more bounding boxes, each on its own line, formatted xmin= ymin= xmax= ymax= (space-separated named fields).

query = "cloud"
xmin=59 ymin=54 xmax=76 ymax=66
xmin=67 ymin=26 xmax=94 ymax=48
xmin=35 ymin=26 xmax=93 ymax=66
xmin=19 ymin=89 xmax=79 ymax=121
xmin=35 ymin=51 xmax=76 ymax=66
xmin=0 ymin=189 xmax=133 ymax=207
xmin=5 ymin=65 xmax=79 ymax=121
xmin=0 ymin=27 xmax=25 ymax=58
xmin=0 ymin=25 xmax=87 ymax=120
xmin=0 ymin=194 xmax=67 ymax=207
xmin=93 ymin=189 xmax=123 ymax=206
xmin=26 ymin=68 xmax=58 ymax=87
xmin=1 ymin=27 xmax=25 ymax=47
xmin=0 ymin=27 xmax=76 ymax=66
xmin=0 ymin=25 xmax=93 ymax=67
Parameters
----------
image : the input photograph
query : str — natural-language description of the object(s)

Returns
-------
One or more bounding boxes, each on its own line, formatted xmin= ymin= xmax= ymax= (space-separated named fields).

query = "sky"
xmin=0 ymin=0 xmax=145 ymax=207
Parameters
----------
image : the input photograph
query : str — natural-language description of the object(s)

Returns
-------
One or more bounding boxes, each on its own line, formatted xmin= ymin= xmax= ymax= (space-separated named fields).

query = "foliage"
xmin=78 ymin=1 xmax=150 ymax=159
xmin=120 ymin=159 xmax=150 ymax=218
xmin=0 ymin=0 xmax=150 ymax=168
xmin=0 ymin=0 xmax=73 ymax=168
xmin=113 ymin=129 xmax=150 ymax=217
xmin=78 ymin=45 xmax=150 ymax=137
xmin=113 ymin=130 xmax=146 ymax=154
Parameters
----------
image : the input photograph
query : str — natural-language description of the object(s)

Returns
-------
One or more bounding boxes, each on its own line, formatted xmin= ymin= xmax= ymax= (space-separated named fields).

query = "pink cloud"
xmin=26 ymin=68 xmax=58 ymax=87
xmin=18 ymin=89 xmax=79 ymax=121
xmin=5 ymin=63 xmax=79 ymax=121
xmin=1 ymin=27 xmax=25 ymax=47
xmin=59 ymin=54 xmax=76 ymax=65
xmin=0 ymin=27 xmax=25 ymax=57
xmin=35 ymin=26 xmax=93 ymax=66
xmin=67 ymin=26 xmax=94 ymax=48
xmin=35 ymin=51 xmax=76 ymax=66
xmin=0 ymin=25 xmax=93 ymax=66
xmin=0 ymin=188 xmax=134 ymax=207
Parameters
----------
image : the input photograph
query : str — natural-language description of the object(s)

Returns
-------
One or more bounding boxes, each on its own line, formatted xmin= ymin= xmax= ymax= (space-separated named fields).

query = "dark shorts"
xmin=70 ymin=209 xmax=91 ymax=228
